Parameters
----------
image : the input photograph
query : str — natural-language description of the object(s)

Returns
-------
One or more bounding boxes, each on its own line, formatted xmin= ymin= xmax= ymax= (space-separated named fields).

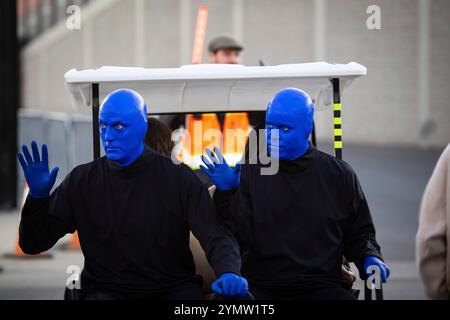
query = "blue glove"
xmin=211 ymin=273 xmax=248 ymax=298
xmin=200 ymin=147 xmax=241 ymax=191
xmin=364 ymin=256 xmax=390 ymax=283
xmin=17 ymin=141 xmax=59 ymax=198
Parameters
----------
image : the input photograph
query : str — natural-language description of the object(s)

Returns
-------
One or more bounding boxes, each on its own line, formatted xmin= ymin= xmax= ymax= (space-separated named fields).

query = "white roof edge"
xmin=64 ymin=62 xmax=366 ymax=83
xmin=64 ymin=62 xmax=367 ymax=113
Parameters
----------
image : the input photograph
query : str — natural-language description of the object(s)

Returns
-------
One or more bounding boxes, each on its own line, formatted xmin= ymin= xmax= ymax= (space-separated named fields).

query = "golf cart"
xmin=64 ymin=62 xmax=382 ymax=300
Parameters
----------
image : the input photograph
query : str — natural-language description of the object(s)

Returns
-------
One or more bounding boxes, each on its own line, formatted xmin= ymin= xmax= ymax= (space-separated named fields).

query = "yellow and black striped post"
xmin=332 ymin=78 xmax=342 ymax=160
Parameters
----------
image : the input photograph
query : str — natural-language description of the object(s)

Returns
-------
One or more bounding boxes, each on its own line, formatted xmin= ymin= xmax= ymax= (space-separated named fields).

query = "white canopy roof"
xmin=64 ymin=62 xmax=366 ymax=114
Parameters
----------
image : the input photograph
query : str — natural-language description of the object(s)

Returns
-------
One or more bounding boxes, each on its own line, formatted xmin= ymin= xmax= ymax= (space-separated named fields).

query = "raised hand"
xmin=200 ymin=147 xmax=241 ymax=191
xmin=17 ymin=141 xmax=59 ymax=198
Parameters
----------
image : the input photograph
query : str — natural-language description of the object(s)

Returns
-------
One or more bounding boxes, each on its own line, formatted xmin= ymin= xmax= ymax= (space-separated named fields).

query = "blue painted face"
xmin=265 ymin=88 xmax=314 ymax=160
xmin=99 ymin=89 xmax=148 ymax=166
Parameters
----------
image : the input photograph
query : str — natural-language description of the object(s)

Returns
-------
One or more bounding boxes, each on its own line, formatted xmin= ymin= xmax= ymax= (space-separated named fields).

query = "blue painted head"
xmin=265 ymin=88 xmax=314 ymax=160
xmin=99 ymin=89 xmax=148 ymax=166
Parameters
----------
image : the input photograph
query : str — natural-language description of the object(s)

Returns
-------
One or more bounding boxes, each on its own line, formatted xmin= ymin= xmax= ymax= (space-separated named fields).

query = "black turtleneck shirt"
xmin=19 ymin=148 xmax=241 ymax=295
xmin=214 ymin=146 xmax=383 ymax=290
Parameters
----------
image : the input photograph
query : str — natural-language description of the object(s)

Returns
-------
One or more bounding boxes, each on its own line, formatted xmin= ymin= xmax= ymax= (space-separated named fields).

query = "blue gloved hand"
xmin=17 ymin=141 xmax=59 ymax=198
xmin=211 ymin=273 xmax=249 ymax=298
xmin=364 ymin=256 xmax=390 ymax=283
xmin=200 ymin=147 xmax=241 ymax=191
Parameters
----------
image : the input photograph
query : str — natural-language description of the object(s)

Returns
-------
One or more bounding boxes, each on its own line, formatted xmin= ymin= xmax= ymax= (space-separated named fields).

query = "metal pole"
xmin=376 ymin=283 xmax=384 ymax=300
xmin=364 ymin=284 xmax=372 ymax=301
xmin=92 ymin=83 xmax=100 ymax=159
xmin=311 ymin=121 xmax=317 ymax=147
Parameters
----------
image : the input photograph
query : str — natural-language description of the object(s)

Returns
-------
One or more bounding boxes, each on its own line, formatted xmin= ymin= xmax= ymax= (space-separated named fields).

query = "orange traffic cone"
xmin=61 ymin=231 xmax=81 ymax=250
xmin=4 ymin=183 xmax=52 ymax=259
xmin=3 ymin=230 xmax=51 ymax=259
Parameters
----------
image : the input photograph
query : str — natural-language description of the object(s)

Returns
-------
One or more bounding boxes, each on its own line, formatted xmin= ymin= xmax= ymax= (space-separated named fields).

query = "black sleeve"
xmin=179 ymin=165 xmax=242 ymax=277
xmin=213 ymin=165 xmax=253 ymax=255
xmin=343 ymin=167 xmax=383 ymax=278
xmin=19 ymin=173 xmax=77 ymax=255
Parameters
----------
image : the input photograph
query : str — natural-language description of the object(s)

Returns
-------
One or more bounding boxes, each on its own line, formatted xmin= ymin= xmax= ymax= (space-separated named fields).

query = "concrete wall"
xmin=21 ymin=0 xmax=450 ymax=147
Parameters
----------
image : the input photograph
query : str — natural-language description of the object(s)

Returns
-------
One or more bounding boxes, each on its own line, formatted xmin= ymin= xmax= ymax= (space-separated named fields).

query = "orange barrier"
xmin=3 ymin=183 xmax=52 ymax=259
xmin=181 ymin=112 xmax=250 ymax=169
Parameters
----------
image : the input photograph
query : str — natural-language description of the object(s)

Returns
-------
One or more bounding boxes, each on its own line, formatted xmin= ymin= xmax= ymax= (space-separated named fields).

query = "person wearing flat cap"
xmin=208 ymin=36 xmax=243 ymax=64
